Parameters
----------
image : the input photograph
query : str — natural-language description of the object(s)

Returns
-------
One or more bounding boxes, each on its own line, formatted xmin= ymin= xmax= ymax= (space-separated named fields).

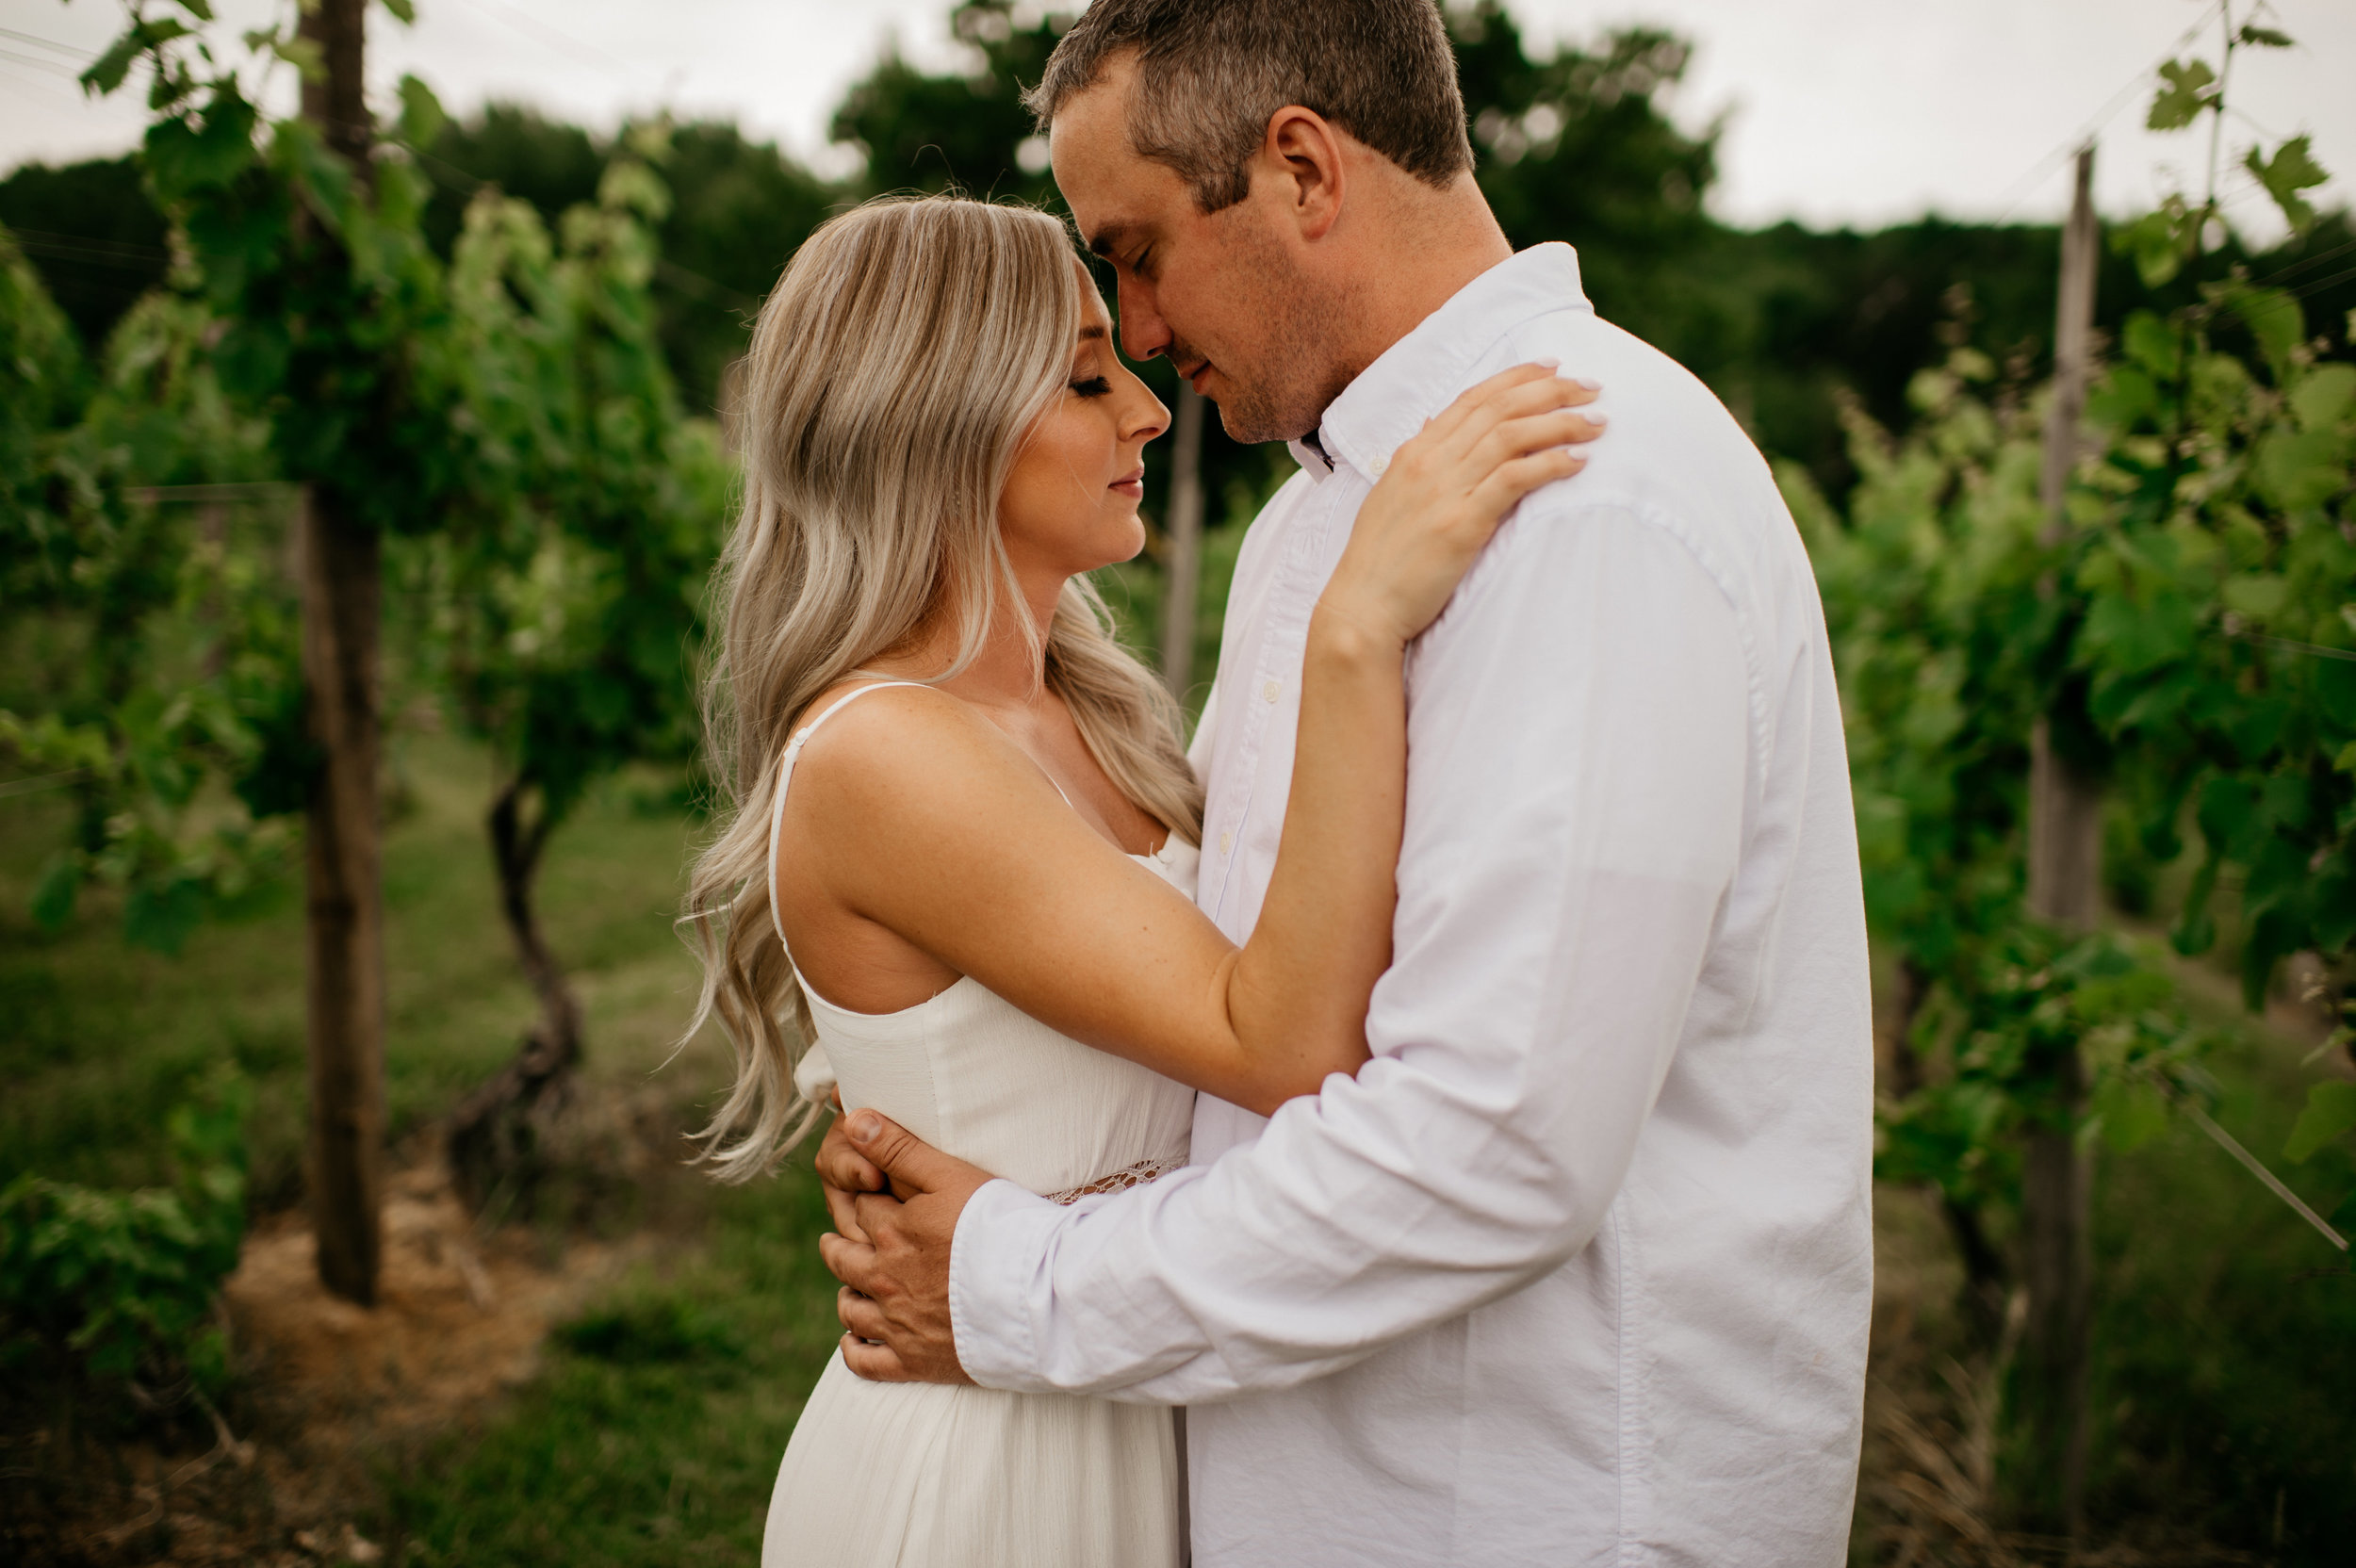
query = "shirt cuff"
xmin=947 ymin=1177 xmax=1066 ymax=1393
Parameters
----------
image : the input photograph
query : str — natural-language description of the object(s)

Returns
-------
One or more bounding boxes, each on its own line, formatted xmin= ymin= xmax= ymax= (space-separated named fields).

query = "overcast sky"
xmin=2 ymin=0 xmax=2348 ymax=243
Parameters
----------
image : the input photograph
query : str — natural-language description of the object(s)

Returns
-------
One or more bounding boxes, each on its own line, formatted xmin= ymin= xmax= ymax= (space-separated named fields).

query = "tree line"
xmin=10 ymin=2 xmax=2352 ymax=511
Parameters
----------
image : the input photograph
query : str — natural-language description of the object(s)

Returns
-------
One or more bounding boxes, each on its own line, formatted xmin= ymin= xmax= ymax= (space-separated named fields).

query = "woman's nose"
xmin=1127 ymin=394 xmax=1170 ymax=444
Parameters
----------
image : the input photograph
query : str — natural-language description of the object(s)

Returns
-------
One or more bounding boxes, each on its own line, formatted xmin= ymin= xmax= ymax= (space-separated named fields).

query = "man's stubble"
xmin=1191 ymin=215 xmax=1357 ymax=446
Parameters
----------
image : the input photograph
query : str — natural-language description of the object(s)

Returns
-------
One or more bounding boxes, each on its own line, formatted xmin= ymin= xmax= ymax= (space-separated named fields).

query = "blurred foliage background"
xmin=3 ymin=1 xmax=2353 ymax=1564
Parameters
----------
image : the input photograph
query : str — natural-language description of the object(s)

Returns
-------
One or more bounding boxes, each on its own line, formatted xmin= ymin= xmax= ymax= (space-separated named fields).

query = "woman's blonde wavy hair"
xmin=679 ymin=194 xmax=1204 ymax=1183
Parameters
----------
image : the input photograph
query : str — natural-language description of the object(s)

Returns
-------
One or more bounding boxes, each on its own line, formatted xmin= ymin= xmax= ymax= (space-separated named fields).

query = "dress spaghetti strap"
xmin=766 ymin=682 xmax=933 ymax=948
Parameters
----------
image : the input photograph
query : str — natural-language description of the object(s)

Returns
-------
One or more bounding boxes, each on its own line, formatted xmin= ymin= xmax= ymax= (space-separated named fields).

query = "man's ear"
xmin=1262 ymin=106 xmax=1348 ymax=242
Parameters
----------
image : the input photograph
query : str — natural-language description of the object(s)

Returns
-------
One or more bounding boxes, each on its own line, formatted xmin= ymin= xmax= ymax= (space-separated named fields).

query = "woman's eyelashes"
xmin=1070 ymin=375 xmax=1113 ymax=399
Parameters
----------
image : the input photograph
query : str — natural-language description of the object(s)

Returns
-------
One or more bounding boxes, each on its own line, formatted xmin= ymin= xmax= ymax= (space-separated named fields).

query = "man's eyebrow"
xmin=1084 ymin=220 xmax=1132 ymax=259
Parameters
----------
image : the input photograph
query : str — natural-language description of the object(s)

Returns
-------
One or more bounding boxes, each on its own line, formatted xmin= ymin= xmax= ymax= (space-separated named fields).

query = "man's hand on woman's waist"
xmin=815 ymin=1108 xmax=990 ymax=1386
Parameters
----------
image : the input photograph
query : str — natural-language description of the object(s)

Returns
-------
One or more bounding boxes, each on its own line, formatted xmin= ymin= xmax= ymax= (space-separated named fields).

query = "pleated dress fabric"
xmin=759 ymin=684 xmax=1194 ymax=1568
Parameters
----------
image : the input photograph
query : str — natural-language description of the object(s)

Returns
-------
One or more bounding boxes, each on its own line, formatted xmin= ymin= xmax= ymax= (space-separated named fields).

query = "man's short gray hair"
xmin=1026 ymin=0 xmax=1475 ymax=213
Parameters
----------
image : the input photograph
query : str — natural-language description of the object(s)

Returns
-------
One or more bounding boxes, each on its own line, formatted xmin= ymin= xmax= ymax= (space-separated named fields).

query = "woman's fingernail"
xmin=850 ymin=1112 xmax=880 ymax=1143
xmin=1533 ymin=355 xmax=1562 ymax=369
xmin=1572 ymin=377 xmax=1602 ymax=391
xmin=1584 ymin=412 xmax=1609 ymax=428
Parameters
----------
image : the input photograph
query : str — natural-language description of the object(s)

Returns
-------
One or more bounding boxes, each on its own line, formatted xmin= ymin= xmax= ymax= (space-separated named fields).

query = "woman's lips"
xmin=1110 ymin=466 xmax=1145 ymax=498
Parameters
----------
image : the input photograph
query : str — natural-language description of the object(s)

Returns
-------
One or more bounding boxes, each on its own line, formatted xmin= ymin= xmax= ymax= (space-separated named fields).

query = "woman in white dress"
xmin=675 ymin=194 xmax=1598 ymax=1567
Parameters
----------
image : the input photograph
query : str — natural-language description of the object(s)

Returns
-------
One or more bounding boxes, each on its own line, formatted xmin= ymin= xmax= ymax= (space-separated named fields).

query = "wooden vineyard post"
xmin=298 ymin=0 xmax=387 ymax=1307
xmin=1158 ymin=382 xmax=1206 ymax=700
xmin=2028 ymin=145 xmax=2106 ymax=933
xmin=2014 ymin=142 xmax=2102 ymax=1538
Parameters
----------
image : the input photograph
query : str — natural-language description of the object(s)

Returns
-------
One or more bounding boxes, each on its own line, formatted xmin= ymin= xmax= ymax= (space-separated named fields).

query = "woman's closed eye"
xmin=1070 ymin=376 xmax=1113 ymax=399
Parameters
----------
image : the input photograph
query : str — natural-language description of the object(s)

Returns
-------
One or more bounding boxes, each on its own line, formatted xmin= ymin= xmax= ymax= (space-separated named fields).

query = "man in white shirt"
xmin=815 ymin=2 xmax=1874 ymax=1562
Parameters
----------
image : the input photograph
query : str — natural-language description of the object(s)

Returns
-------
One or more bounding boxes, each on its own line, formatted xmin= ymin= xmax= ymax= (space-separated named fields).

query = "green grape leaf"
xmin=142 ymin=85 xmax=257 ymax=197
xmin=269 ymin=35 xmax=324 ymax=82
xmin=2238 ymin=24 xmax=2293 ymax=48
xmin=2290 ymin=364 xmax=2356 ymax=432
xmin=30 ymin=854 xmax=81 ymax=931
xmin=273 ymin=119 xmax=359 ymax=237
xmin=2285 ymin=1083 xmax=2356 ymax=1164
xmin=2254 ymin=427 xmax=2348 ymax=511
xmin=81 ymin=25 xmax=163 ymax=96
xmin=2243 ymin=900 xmax=2306 ymax=1008
xmin=2227 ymin=692 xmax=2288 ymax=763
xmin=2086 ymin=365 xmax=2160 ymax=432
xmin=2148 ymin=58 xmax=2218 ymax=131
xmin=2316 ymin=657 xmax=2356 ymax=731
xmin=2219 ymin=573 xmax=2288 ymax=623
xmin=381 ymin=0 xmax=418 ymax=23
xmin=2197 ymin=775 xmax=2260 ymax=858
xmin=2313 ymin=867 xmax=2356 ymax=953
xmin=2081 ymin=587 xmax=2197 ymax=677
xmin=123 ymin=878 xmax=203 ymax=956
xmin=2245 ymin=137 xmax=2328 ymax=236
xmin=172 ymin=0 xmax=215 ymax=20
xmin=396 ymin=74 xmax=446 ymax=149
xmin=2116 ymin=210 xmax=2188 ymax=289
xmin=2231 ymin=286 xmax=2305 ymax=381
xmin=2173 ymin=849 xmax=2221 ymax=956
xmin=2093 ymin=1073 xmax=2172 ymax=1153
xmin=2121 ymin=309 xmax=2182 ymax=376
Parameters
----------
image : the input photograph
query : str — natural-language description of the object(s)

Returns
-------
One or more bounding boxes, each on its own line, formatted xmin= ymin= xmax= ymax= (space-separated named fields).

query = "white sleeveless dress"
xmin=760 ymin=683 xmax=1194 ymax=1568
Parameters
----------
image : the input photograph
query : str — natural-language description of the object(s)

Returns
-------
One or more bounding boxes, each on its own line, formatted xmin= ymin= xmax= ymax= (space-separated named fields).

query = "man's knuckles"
xmin=814 ymin=1119 xmax=886 ymax=1190
xmin=842 ymin=1338 xmax=911 ymax=1382
xmin=817 ymin=1231 xmax=887 ymax=1289
xmin=837 ymin=1288 xmax=888 ymax=1338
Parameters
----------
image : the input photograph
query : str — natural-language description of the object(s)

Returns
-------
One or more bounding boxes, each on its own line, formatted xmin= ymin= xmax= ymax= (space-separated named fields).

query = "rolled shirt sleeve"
xmin=950 ymin=498 xmax=1754 ymax=1403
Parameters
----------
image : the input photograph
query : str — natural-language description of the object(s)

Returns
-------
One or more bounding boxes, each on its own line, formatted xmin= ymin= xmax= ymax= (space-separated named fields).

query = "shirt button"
xmin=1219 ymin=831 xmax=1233 ymax=854
xmin=1262 ymin=678 xmax=1282 ymax=703
xmin=1369 ymin=453 xmax=1389 ymax=477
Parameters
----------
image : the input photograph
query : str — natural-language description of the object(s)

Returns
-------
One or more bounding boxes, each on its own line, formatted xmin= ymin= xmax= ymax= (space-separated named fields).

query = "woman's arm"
xmin=788 ymin=368 xmax=1599 ymax=1115
xmin=1224 ymin=366 xmax=1602 ymax=1090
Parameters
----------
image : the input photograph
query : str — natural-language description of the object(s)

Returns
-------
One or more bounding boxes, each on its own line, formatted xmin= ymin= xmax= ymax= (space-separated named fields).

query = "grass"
xmin=380 ymin=1173 xmax=842 ymax=1567
xmin=0 ymin=726 xmax=716 ymax=1204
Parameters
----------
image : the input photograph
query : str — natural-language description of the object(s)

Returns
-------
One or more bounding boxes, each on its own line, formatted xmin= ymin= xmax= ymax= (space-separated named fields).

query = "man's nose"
xmin=1116 ymin=276 xmax=1171 ymax=363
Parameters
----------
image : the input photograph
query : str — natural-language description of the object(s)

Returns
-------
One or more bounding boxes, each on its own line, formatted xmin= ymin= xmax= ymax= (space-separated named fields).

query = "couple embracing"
xmin=679 ymin=2 xmax=1873 ymax=1563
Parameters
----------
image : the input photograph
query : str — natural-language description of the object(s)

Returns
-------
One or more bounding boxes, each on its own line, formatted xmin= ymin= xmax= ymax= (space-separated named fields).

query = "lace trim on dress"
xmin=1042 ymin=1153 xmax=1186 ymax=1206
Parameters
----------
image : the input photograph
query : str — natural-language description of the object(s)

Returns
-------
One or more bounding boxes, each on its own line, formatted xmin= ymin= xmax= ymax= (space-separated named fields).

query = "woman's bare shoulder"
xmin=781 ymin=681 xmax=1048 ymax=844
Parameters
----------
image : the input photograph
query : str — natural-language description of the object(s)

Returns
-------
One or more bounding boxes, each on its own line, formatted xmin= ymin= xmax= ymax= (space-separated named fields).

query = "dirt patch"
xmin=8 ymin=1153 xmax=656 ymax=1567
xmin=228 ymin=1160 xmax=640 ymax=1441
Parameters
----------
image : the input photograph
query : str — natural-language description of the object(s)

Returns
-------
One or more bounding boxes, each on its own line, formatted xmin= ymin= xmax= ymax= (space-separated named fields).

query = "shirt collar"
xmin=1291 ymin=243 xmax=1591 ymax=485
xmin=1286 ymin=427 xmax=1334 ymax=479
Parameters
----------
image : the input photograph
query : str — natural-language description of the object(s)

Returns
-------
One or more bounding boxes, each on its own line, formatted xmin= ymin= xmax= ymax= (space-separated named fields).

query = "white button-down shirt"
xmin=950 ymin=244 xmax=1873 ymax=1566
